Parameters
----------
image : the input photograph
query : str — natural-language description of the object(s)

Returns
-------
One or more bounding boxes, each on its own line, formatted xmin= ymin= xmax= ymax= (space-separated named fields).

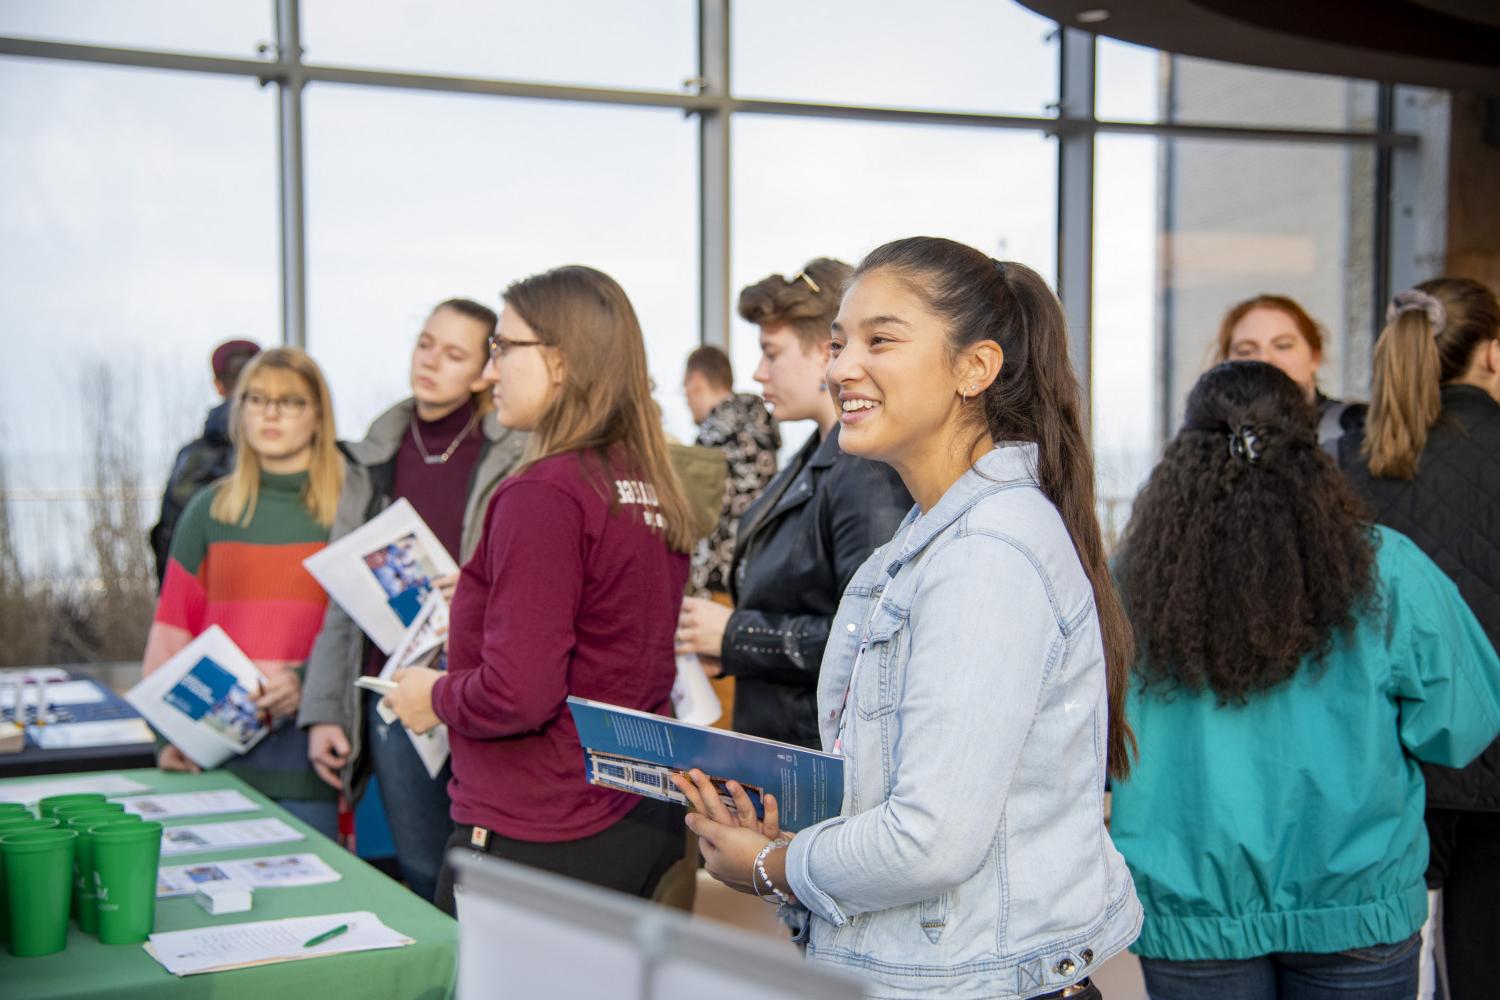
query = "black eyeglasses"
xmin=487 ymin=333 xmax=545 ymax=360
xmin=240 ymin=392 xmax=311 ymax=416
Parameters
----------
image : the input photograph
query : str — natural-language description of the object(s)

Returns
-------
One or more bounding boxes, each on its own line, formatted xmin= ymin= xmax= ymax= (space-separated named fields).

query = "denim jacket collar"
xmin=884 ymin=442 xmax=1041 ymax=578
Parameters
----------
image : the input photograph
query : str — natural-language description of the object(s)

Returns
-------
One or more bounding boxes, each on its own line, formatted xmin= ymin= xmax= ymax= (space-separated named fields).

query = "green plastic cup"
xmin=65 ymin=809 xmax=138 ymax=930
xmin=91 ymin=820 xmax=163 ymax=945
xmin=0 ymin=803 xmax=31 ymax=818
xmin=38 ymin=793 xmax=107 ymax=818
xmin=1 ymin=828 xmax=77 ymax=957
xmin=0 ymin=817 xmax=59 ymax=943
xmin=54 ymin=800 xmax=124 ymax=823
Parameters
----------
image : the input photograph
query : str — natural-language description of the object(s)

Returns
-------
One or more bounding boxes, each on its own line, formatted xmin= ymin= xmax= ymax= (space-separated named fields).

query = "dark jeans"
xmin=432 ymin=796 xmax=685 ymax=916
xmin=364 ymin=691 xmax=453 ymax=902
xmin=1427 ymin=807 xmax=1500 ymax=1000
xmin=1139 ymin=934 xmax=1421 ymax=1000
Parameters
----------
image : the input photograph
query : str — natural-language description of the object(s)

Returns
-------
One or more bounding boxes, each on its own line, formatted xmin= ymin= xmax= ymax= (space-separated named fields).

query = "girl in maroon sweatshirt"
xmin=386 ymin=265 xmax=695 ymax=914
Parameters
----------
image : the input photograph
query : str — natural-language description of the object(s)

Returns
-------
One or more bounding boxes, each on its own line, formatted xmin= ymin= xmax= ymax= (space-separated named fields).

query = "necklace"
xmin=410 ymin=408 xmax=482 ymax=465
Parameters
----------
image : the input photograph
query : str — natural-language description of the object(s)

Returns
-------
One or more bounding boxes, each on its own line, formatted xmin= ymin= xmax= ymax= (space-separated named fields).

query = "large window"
xmin=732 ymin=0 xmax=1057 ymax=116
xmin=304 ymin=87 xmax=699 ymax=441
xmin=0 ymin=59 xmax=278 ymax=574
xmin=732 ymin=116 xmax=1056 ymax=453
xmin=0 ymin=0 xmax=1408 ymax=594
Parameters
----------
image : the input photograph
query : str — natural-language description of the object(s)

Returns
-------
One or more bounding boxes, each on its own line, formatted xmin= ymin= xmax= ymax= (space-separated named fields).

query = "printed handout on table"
xmin=144 ymin=910 xmax=413 ymax=976
xmin=302 ymin=499 xmax=458 ymax=654
xmin=157 ymin=852 xmax=342 ymax=897
xmin=26 ymin=718 xmax=155 ymax=749
xmin=566 ymin=696 xmax=843 ymax=833
xmin=160 ymin=818 xmax=304 ymax=857
xmin=124 ymin=626 xmax=269 ymax=769
xmin=0 ymin=772 xmax=150 ymax=807
xmin=119 ymin=789 xmax=260 ymax=820
xmin=0 ymin=679 xmax=107 ymax=710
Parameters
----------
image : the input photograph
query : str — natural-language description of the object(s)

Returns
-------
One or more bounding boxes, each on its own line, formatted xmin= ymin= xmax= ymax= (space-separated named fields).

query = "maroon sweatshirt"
xmin=432 ymin=447 xmax=689 ymax=842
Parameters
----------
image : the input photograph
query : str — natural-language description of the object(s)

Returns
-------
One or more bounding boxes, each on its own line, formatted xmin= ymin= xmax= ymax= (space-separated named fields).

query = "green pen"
xmin=301 ymin=922 xmax=350 ymax=948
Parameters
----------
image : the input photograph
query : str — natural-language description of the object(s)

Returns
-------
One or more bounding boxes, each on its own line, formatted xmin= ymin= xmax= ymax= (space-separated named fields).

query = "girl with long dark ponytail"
xmin=677 ymin=236 xmax=1142 ymax=999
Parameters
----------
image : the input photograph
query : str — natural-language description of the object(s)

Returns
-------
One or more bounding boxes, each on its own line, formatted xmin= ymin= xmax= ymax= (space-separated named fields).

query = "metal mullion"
xmin=274 ymin=0 xmax=306 ymax=349
xmin=697 ymin=0 xmax=732 ymax=351
xmin=0 ymin=36 xmax=276 ymax=79
xmin=1056 ymin=28 xmax=1095 ymax=425
xmin=1092 ymin=117 xmax=1417 ymax=148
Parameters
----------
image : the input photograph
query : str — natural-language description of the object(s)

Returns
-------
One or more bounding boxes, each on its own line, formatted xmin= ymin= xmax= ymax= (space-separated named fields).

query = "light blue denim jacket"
xmin=783 ymin=444 xmax=1142 ymax=999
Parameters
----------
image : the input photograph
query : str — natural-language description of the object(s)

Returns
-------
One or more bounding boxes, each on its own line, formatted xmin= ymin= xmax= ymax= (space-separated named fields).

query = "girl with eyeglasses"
xmin=299 ymin=299 xmax=526 ymax=901
xmin=143 ymin=347 xmax=346 ymax=837
xmin=384 ymin=266 xmax=695 ymax=914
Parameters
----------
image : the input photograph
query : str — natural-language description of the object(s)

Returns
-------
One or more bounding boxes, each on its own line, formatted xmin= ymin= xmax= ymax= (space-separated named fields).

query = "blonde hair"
xmin=1363 ymin=277 xmax=1500 ymax=479
xmin=211 ymin=347 xmax=344 ymax=527
xmin=503 ymin=265 xmax=695 ymax=553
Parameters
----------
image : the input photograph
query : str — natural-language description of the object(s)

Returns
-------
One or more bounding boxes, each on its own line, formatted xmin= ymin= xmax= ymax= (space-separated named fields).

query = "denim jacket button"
xmin=1055 ymin=958 xmax=1076 ymax=976
xmin=1080 ymin=948 xmax=1094 ymax=964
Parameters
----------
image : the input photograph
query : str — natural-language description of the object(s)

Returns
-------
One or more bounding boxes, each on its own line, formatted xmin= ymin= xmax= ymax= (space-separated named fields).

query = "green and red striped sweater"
xmin=148 ymin=470 xmax=333 ymax=800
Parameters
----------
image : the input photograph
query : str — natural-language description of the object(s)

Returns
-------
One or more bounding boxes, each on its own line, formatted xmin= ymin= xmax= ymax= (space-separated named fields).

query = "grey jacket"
xmin=297 ymin=398 xmax=526 ymax=800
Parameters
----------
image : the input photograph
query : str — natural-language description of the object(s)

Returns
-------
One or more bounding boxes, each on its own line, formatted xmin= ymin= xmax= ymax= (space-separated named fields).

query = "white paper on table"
xmin=371 ymin=589 xmax=450 ymax=779
xmin=119 ymin=789 xmax=259 ymax=820
xmin=0 ymin=772 xmax=150 ymax=806
xmin=124 ymin=626 xmax=270 ymax=770
xmin=157 ymin=852 xmax=342 ymax=898
xmin=160 ymin=818 xmax=304 ymax=857
xmin=0 ymin=679 xmax=107 ymax=709
xmin=26 ymin=718 xmax=155 ymax=749
xmin=144 ymin=910 xmax=412 ymax=976
xmin=302 ymin=499 xmax=458 ymax=655
xmin=671 ymin=654 xmax=722 ymax=726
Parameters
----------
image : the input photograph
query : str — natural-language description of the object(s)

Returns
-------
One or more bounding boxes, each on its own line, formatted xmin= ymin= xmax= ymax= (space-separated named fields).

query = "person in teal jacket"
xmin=1110 ymin=361 xmax=1500 ymax=1000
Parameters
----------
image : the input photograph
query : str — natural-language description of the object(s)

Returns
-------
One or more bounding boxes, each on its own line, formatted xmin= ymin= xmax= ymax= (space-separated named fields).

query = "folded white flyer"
xmin=302 ymin=498 xmax=458 ymax=654
xmin=157 ymin=852 xmax=342 ymax=898
xmin=145 ymin=910 xmax=412 ymax=976
xmin=0 ymin=772 xmax=150 ymax=806
xmin=160 ymin=818 xmax=304 ymax=857
xmin=124 ymin=626 xmax=270 ymax=769
xmin=120 ymin=789 xmax=260 ymax=820
xmin=671 ymin=654 xmax=722 ymax=726
xmin=372 ymin=589 xmax=450 ymax=779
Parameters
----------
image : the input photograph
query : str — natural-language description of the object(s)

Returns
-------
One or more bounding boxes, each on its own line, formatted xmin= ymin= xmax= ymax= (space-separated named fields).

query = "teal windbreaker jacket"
xmin=1111 ymin=527 xmax=1500 ymax=960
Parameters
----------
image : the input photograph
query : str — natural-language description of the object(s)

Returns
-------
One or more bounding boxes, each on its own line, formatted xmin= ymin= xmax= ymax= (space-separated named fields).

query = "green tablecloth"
xmin=0 ymin=769 xmax=456 ymax=1000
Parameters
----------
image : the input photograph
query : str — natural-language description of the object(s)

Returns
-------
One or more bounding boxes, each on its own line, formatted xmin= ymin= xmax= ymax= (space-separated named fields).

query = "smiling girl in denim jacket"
xmin=677 ymin=237 xmax=1142 ymax=999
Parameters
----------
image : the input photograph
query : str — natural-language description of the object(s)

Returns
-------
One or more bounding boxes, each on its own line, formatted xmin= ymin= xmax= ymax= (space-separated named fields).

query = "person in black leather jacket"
xmin=675 ymin=258 xmax=911 ymax=748
xmin=1338 ymin=277 xmax=1500 ymax=1000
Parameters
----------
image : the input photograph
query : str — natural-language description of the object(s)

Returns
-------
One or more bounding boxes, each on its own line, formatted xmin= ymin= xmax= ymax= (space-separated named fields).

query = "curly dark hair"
xmin=1116 ymin=361 xmax=1378 ymax=703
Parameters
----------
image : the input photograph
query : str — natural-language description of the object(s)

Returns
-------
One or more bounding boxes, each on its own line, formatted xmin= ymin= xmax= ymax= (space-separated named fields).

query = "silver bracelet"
xmin=753 ymin=838 xmax=791 ymax=906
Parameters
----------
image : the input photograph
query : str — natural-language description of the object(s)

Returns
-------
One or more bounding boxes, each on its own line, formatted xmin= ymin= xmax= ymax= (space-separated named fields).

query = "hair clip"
xmin=1386 ymin=289 xmax=1446 ymax=335
xmin=790 ymin=271 xmax=821 ymax=294
xmin=1229 ymin=424 xmax=1263 ymax=465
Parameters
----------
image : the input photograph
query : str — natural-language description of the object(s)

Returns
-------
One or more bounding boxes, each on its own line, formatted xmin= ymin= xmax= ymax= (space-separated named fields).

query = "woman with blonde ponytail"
xmin=1340 ymin=277 xmax=1500 ymax=1000
xmin=679 ymin=237 xmax=1141 ymax=999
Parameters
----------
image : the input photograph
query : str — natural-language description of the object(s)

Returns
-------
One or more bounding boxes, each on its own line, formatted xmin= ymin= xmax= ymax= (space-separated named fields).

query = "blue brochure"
xmin=566 ymin=697 xmax=843 ymax=833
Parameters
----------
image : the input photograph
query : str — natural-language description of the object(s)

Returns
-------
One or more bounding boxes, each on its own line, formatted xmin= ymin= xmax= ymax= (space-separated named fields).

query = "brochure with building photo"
xmin=302 ymin=499 xmax=459 ymax=654
xmin=566 ymin=697 xmax=844 ymax=833
xmin=159 ymin=818 xmax=304 ymax=858
xmin=124 ymin=626 xmax=269 ymax=770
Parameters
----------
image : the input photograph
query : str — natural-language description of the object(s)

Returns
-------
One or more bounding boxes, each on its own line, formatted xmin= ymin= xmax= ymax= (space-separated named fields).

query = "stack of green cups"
xmin=0 ymin=803 xmax=32 ymax=820
xmin=0 ymin=826 xmax=78 ymax=957
xmin=59 ymin=804 xmax=131 ymax=931
xmin=38 ymin=793 xmax=108 ymax=819
xmin=89 ymin=819 xmax=163 ymax=945
xmin=0 ymin=814 xmax=59 ymax=944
